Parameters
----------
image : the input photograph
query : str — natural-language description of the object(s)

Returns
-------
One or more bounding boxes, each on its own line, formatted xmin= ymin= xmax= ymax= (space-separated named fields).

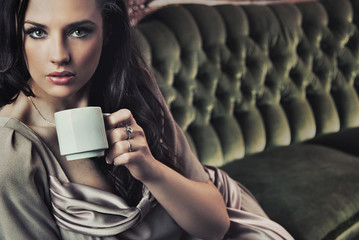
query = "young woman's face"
xmin=23 ymin=0 xmax=103 ymax=99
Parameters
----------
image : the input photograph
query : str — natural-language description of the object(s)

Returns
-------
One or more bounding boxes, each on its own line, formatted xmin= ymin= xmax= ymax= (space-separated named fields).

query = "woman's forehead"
xmin=24 ymin=0 xmax=102 ymax=24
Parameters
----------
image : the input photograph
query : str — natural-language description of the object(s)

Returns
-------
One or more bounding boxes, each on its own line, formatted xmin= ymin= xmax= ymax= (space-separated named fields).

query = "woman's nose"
xmin=50 ymin=36 xmax=71 ymax=65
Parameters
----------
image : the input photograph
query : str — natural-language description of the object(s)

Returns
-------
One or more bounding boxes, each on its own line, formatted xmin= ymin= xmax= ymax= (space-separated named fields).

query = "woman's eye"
xmin=70 ymin=29 xmax=89 ymax=38
xmin=25 ymin=29 xmax=47 ymax=39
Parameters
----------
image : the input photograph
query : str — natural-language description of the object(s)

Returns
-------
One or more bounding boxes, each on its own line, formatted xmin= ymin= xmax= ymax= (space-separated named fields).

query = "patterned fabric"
xmin=127 ymin=0 xmax=155 ymax=25
xmin=127 ymin=0 xmax=316 ymax=24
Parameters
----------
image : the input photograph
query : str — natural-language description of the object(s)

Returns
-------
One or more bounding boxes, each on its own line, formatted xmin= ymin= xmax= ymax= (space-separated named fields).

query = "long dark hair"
xmin=0 ymin=0 xmax=31 ymax=104
xmin=0 ymin=0 xmax=183 ymax=205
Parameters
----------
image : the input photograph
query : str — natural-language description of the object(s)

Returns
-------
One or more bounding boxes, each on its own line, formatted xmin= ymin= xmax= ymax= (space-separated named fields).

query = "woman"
xmin=0 ymin=0 xmax=293 ymax=239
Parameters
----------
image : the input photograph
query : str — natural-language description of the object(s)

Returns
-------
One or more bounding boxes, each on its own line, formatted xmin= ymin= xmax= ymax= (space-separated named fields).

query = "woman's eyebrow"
xmin=23 ymin=21 xmax=47 ymax=29
xmin=66 ymin=20 xmax=97 ymax=29
xmin=23 ymin=20 xmax=96 ymax=29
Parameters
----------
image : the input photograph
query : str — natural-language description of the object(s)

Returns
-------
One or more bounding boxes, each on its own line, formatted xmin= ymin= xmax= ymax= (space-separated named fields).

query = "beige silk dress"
xmin=0 ymin=116 xmax=293 ymax=240
xmin=0 ymin=77 xmax=293 ymax=240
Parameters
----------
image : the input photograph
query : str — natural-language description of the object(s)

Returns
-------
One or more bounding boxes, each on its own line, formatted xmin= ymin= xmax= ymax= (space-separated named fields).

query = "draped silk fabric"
xmin=0 ymin=116 xmax=294 ymax=240
xmin=50 ymin=176 xmax=155 ymax=236
xmin=47 ymin=164 xmax=294 ymax=240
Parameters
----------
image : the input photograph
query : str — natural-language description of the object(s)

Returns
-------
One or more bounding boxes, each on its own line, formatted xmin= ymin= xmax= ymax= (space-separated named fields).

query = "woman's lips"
xmin=47 ymin=71 xmax=75 ymax=85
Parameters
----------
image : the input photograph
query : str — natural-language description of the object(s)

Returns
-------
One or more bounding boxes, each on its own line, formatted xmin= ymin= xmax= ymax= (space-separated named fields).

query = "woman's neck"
xmin=0 ymin=90 xmax=90 ymax=129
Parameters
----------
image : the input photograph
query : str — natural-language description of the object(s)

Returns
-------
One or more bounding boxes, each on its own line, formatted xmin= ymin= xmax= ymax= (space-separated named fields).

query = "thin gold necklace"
xmin=27 ymin=96 xmax=56 ymax=126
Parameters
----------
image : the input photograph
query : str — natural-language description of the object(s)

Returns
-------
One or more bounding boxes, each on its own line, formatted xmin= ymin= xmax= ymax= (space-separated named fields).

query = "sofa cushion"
xmin=306 ymin=127 xmax=359 ymax=157
xmin=221 ymin=143 xmax=359 ymax=240
xmin=136 ymin=0 xmax=359 ymax=166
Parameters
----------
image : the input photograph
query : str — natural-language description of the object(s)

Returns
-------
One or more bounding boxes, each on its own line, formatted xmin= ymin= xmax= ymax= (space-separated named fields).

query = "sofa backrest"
xmin=135 ymin=0 xmax=359 ymax=166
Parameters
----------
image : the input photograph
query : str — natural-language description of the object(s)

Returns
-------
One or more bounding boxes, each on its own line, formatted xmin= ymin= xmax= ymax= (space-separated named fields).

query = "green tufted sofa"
xmin=134 ymin=0 xmax=359 ymax=239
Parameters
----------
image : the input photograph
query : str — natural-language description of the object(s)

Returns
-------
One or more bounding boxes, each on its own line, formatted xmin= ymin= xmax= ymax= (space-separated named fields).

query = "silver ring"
xmin=124 ymin=125 xmax=133 ymax=140
xmin=127 ymin=140 xmax=133 ymax=152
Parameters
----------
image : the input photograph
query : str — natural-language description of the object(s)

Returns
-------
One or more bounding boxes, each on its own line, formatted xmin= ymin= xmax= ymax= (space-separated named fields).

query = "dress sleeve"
xmin=0 ymin=127 xmax=62 ymax=240
xmin=144 ymin=70 xmax=209 ymax=182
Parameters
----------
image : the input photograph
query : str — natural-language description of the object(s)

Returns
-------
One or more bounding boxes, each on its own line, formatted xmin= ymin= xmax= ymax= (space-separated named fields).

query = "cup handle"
xmin=103 ymin=113 xmax=113 ymax=131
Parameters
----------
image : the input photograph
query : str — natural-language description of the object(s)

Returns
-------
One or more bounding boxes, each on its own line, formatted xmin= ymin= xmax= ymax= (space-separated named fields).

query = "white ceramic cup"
xmin=54 ymin=107 xmax=109 ymax=161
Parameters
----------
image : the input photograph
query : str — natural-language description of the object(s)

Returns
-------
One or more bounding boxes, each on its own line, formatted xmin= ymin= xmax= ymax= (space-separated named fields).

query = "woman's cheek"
xmin=24 ymin=40 xmax=47 ymax=79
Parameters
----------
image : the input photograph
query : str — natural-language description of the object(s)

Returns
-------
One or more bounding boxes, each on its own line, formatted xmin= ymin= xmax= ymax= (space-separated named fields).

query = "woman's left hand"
xmin=104 ymin=109 xmax=158 ymax=182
